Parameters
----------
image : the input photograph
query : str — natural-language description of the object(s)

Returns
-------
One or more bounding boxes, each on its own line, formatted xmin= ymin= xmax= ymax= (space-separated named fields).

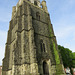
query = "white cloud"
xmin=68 ymin=0 xmax=75 ymax=5
xmin=0 ymin=30 xmax=7 ymax=65
xmin=53 ymin=21 xmax=75 ymax=52
xmin=64 ymin=43 xmax=75 ymax=52
xmin=63 ymin=43 xmax=75 ymax=52
xmin=54 ymin=25 xmax=75 ymax=39
xmin=0 ymin=61 xmax=2 ymax=65
xmin=55 ymin=25 xmax=75 ymax=52
xmin=0 ymin=46 xmax=5 ymax=65
xmin=73 ymin=32 xmax=75 ymax=41
xmin=0 ymin=12 xmax=11 ymax=22
xmin=0 ymin=30 xmax=7 ymax=44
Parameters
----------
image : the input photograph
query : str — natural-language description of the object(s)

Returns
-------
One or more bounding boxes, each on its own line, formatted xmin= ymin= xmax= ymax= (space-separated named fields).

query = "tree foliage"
xmin=72 ymin=52 xmax=75 ymax=67
xmin=58 ymin=45 xmax=75 ymax=68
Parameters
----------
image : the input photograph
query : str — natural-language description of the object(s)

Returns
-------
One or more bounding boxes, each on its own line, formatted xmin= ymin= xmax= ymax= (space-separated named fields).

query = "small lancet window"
xmin=40 ymin=40 xmax=46 ymax=52
xmin=36 ymin=12 xmax=40 ymax=20
xmin=43 ymin=43 xmax=45 ymax=52
xmin=34 ymin=1 xmax=37 ymax=6
xmin=40 ymin=40 xmax=43 ymax=52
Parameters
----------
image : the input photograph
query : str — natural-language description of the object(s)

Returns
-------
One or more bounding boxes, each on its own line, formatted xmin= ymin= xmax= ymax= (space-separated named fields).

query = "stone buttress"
xmin=2 ymin=0 xmax=65 ymax=75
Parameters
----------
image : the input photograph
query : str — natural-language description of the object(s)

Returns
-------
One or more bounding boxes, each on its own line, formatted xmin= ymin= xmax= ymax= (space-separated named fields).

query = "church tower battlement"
xmin=2 ymin=0 xmax=66 ymax=75
xmin=12 ymin=0 xmax=48 ymax=19
xmin=18 ymin=0 xmax=40 ymax=6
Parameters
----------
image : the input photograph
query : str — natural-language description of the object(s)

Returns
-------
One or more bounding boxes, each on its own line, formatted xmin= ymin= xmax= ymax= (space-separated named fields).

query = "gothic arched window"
xmin=40 ymin=40 xmax=43 ymax=52
xmin=43 ymin=43 xmax=45 ymax=52
xmin=36 ymin=12 xmax=40 ymax=20
xmin=34 ymin=1 xmax=37 ymax=6
xmin=40 ymin=40 xmax=46 ymax=52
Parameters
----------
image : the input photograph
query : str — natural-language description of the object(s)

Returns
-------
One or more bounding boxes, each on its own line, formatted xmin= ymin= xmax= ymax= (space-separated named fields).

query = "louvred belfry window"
xmin=34 ymin=1 xmax=37 ymax=5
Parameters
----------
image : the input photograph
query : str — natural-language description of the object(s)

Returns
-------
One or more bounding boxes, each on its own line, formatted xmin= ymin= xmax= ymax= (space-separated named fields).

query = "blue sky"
xmin=0 ymin=0 xmax=75 ymax=65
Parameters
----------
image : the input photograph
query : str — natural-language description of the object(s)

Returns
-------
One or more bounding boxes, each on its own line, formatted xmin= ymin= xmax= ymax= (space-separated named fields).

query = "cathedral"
xmin=2 ymin=0 xmax=65 ymax=75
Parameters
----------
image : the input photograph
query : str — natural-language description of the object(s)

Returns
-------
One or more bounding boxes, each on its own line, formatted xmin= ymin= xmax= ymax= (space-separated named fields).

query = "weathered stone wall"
xmin=2 ymin=0 xmax=65 ymax=75
xmin=28 ymin=3 xmax=57 ymax=74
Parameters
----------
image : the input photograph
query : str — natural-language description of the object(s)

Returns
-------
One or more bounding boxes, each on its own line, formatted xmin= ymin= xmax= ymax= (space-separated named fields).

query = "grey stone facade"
xmin=2 ymin=0 xmax=66 ymax=75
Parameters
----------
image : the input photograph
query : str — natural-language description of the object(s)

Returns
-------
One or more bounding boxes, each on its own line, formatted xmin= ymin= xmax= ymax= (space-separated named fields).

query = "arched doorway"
xmin=43 ymin=61 xmax=49 ymax=75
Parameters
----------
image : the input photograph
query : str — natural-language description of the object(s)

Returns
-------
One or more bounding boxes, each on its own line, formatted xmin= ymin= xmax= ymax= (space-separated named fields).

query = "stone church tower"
xmin=2 ymin=0 xmax=65 ymax=75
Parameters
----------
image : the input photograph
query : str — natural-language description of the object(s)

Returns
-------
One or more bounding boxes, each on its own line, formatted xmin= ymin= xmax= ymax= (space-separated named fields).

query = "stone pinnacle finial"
xmin=42 ymin=0 xmax=48 ymax=12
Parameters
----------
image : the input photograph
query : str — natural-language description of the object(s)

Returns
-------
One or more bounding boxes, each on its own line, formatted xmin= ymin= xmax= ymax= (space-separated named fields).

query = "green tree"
xmin=72 ymin=52 xmax=75 ymax=67
xmin=58 ymin=45 xmax=73 ymax=68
